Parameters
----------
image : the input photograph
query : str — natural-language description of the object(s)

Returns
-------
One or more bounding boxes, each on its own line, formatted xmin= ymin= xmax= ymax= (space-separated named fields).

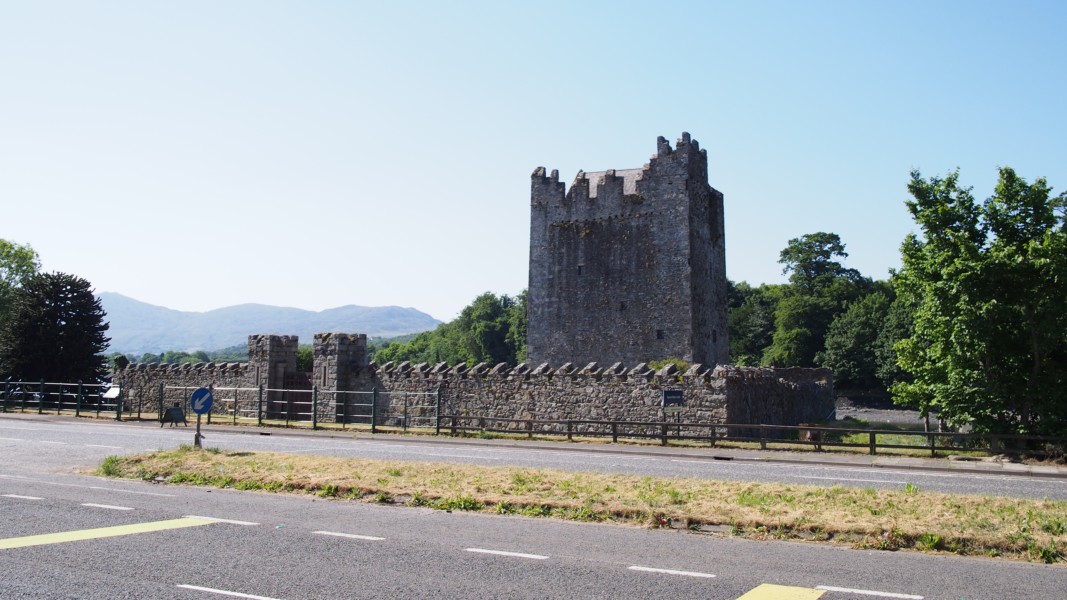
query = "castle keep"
xmin=528 ymin=132 xmax=729 ymax=367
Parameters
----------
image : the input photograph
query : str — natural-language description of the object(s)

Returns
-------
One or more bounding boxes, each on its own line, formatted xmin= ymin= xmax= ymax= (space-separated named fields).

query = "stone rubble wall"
xmin=113 ymin=335 xmax=834 ymax=434
xmin=369 ymin=360 xmax=831 ymax=434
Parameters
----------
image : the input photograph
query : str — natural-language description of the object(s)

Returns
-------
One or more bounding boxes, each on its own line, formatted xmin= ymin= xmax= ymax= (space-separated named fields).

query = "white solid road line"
xmin=176 ymin=584 xmax=282 ymax=600
xmin=40 ymin=441 xmax=66 ymax=445
xmin=816 ymin=585 xmax=923 ymax=599
xmin=2 ymin=494 xmax=44 ymax=500
xmin=628 ymin=565 xmax=716 ymax=578
xmin=183 ymin=515 xmax=260 ymax=526
xmin=797 ymin=476 xmax=907 ymax=484
xmin=84 ymin=444 xmax=123 ymax=449
xmin=465 ymin=548 xmax=549 ymax=560
xmin=312 ymin=530 xmax=385 ymax=541
xmin=0 ymin=437 xmax=25 ymax=441
xmin=0 ymin=474 xmax=176 ymax=497
xmin=81 ymin=503 xmax=134 ymax=511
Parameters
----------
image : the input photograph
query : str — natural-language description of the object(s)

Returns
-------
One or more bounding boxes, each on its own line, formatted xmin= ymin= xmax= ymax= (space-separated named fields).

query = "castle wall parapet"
xmin=113 ymin=334 xmax=833 ymax=432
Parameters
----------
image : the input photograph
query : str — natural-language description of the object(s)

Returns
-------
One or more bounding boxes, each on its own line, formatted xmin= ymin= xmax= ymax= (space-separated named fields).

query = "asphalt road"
xmin=2 ymin=469 xmax=1065 ymax=600
xmin=1 ymin=414 xmax=1065 ymax=500
xmin=2 ymin=413 xmax=1066 ymax=599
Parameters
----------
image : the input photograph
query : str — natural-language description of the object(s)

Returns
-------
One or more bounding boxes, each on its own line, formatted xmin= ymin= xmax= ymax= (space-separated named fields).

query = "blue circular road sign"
xmin=190 ymin=387 xmax=214 ymax=415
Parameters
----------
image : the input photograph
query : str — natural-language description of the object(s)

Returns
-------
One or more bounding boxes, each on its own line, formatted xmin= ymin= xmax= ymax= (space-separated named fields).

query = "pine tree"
xmin=0 ymin=272 xmax=110 ymax=383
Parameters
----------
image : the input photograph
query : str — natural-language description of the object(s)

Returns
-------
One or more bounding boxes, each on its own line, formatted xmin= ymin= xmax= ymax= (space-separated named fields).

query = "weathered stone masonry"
xmin=116 ymin=334 xmax=833 ymax=431
xmin=528 ymin=132 xmax=729 ymax=368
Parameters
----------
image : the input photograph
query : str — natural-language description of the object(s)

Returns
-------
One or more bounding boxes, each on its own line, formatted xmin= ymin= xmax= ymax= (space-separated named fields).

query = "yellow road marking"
xmin=737 ymin=583 xmax=826 ymax=600
xmin=0 ymin=517 xmax=215 ymax=550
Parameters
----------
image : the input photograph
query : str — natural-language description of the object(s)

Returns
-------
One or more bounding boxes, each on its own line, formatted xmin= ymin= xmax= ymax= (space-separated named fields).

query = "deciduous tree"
xmin=0 ymin=239 xmax=40 ymax=328
xmin=765 ymin=233 xmax=871 ymax=367
xmin=893 ymin=168 xmax=1067 ymax=435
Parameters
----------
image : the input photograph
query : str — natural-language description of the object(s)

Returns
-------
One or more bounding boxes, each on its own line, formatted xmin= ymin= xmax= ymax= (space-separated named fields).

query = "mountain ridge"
xmin=98 ymin=292 xmax=441 ymax=355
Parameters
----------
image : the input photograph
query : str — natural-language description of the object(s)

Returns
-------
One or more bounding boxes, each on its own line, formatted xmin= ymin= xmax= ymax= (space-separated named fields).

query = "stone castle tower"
xmin=527 ymin=132 xmax=729 ymax=367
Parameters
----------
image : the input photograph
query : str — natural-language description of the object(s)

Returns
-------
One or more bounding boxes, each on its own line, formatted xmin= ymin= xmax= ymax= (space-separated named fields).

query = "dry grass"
xmin=98 ymin=446 xmax=1067 ymax=564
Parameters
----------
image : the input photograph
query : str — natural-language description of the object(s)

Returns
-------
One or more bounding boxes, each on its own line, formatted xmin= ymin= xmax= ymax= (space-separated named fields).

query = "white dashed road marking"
xmin=816 ymin=585 xmax=923 ymax=599
xmin=628 ymin=565 xmax=716 ymax=578
xmin=2 ymin=494 xmax=43 ymax=500
xmin=81 ymin=503 xmax=134 ymax=511
xmin=465 ymin=548 xmax=549 ymax=560
xmin=312 ymin=530 xmax=385 ymax=541
xmin=176 ymin=584 xmax=281 ymax=599
xmin=183 ymin=515 xmax=260 ymax=526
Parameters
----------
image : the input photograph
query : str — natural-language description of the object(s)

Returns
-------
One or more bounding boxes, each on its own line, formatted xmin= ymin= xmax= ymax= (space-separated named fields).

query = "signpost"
xmin=662 ymin=389 xmax=684 ymax=414
xmin=190 ymin=387 xmax=213 ymax=448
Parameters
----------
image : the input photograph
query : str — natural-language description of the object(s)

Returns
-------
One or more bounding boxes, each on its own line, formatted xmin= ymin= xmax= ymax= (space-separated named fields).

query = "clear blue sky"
xmin=2 ymin=1 xmax=1065 ymax=322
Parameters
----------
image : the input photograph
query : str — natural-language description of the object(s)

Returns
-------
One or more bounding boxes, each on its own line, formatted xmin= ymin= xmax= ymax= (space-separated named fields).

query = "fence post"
xmin=38 ymin=380 xmax=45 ymax=414
xmin=759 ymin=426 xmax=767 ymax=450
xmin=929 ymin=431 xmax=936 ymax=457
xmin=661 ymin=423 xmax=668 ymax=446
xmin=158 ymin=382 xmax=164 ymax=422
xmin=567 ymin=420 xmax=573 ymax=441
xmin=371 ymin=387 xmax=378 ymax=434
xmin=450 ymin=414 xmax=457 ymax=436
xmin=403 ymin=396 xmax=408 ymax=432
xmin=257 ymin=384 xmax=264 ymax=425
xmin=611 ymin=422 xmax=618 ymax=443
xmin=435 ymin=386 xmax=442 ymax=435
xmin=869 ymin=431 xmax=877 ymax=455
xmin=709 ymin=426 xmax=717 ymax=448
xmin=2 ymin=377 xmax=9 ymax=412
xmin=207 ymin=385 xmax=213 ymax=425
xmin=76 ymin=381 xmax=83 ymax=417
xmin=527 ymin=419 xmax=533 ymax=440
xmin=312 ymin=386 xmax=318 ymax=431
xmin=115 ymin=390 xmax=122 ymax=421
xmin=232 ymin=388 xmax=237 ymax=425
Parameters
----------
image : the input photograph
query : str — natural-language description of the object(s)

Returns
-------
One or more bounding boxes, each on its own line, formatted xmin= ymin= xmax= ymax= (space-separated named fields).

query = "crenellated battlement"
xmin=110 ymin=333 xmax=832 ymax=429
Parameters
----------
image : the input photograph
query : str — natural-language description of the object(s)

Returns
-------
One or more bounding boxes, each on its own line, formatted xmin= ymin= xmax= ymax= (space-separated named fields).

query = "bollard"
xmin=435 ymin=386 xmax=442 ymax=436
xmin=371 ymin=387 xmax=378 ymax=434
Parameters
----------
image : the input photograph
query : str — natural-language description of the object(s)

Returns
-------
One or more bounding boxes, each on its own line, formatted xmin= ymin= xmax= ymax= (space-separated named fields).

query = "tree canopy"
xmin=373 ymin=291 xmax=527 ymax=367
xmin=0 ymin=272 xmax=110 ymax=383
xmin=763 ymin=232 xmax=872 ymax=368
xmin=892 ymin=168 xmax=1067 ymax=435
xmin=0 ymin=239 xmax=40 ymax=328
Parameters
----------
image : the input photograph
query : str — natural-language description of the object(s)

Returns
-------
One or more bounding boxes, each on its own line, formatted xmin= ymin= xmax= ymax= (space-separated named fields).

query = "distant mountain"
xmin=98 ymin=293 xmax=441 ymax=356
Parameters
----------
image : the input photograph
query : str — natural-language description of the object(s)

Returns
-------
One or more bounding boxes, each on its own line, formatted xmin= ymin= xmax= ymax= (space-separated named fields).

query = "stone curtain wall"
xmin=117 ymin=362 xmax=253 ymax=417
xmin=114 ymin=335 xmax=834 ymax=431
xmin=371 ymin=361 xmax=831 ymax=432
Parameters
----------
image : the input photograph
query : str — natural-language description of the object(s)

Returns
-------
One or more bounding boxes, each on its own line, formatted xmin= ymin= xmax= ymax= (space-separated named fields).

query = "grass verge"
xmin=98 ymin=446 xmax=1067 ymax=564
